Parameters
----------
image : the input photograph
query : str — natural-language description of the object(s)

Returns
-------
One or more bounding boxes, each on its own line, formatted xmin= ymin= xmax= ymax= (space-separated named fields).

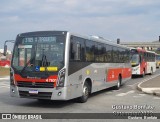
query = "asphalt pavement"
xmin=137 ymin=73 xmax=160 ymax=96
xmin=0 ymin=70 xmax=160 ymax=121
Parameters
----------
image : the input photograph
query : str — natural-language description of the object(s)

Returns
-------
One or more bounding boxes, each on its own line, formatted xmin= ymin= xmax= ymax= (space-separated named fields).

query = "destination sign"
xmin=22 ymin=37 xmax=56 ymax=44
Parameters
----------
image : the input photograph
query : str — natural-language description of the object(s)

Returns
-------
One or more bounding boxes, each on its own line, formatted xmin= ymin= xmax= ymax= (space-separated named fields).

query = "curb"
xmin=137 ymin=74 xmax=160 ymax=97
xmin=153 ymin=91 xmax=160 ymax=96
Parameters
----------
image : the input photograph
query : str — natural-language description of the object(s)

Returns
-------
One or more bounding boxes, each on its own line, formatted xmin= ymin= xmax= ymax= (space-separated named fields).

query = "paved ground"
xmin=137 ymin=73 xmax=160 ymax=95
xmin=0 ymin=69 xmax=160 ymax=121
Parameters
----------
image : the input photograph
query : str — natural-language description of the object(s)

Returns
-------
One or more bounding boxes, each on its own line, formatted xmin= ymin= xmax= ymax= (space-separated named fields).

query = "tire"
xmin=115 ymin=75 xmax=121 ymax=90
xmin=141 ymin=70 xmax=145 ymax=77
xmin=78 ymin=82 xmax=90 ymax=103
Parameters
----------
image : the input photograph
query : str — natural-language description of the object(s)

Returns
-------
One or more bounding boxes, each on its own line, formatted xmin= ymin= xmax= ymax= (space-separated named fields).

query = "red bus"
xmin=130 ymin=48 xmax=156 ymax=77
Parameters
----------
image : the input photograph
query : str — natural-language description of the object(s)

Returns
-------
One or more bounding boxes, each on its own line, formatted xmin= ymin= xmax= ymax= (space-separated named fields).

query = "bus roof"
xmin=68 ymin=31 xmax=129 ymax=50
xmin=17 ymin=30 xmax=129 ymax=50
xmin=18 ymin=31 xmax=68 ymax=37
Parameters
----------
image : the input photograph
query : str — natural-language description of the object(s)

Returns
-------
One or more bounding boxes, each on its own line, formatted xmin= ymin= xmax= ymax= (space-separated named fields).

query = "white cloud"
xmin=0 ymin=0 xmax=160 ymax=49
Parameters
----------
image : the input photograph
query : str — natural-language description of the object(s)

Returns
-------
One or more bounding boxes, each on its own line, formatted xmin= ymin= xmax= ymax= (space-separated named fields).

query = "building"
xmin=120 ymin=40 xmax=160 ymax=51
xmin=0 ymin=49 xmax=12 ymax=67
xmin=117 ymin=36 xmax=160 ymax=54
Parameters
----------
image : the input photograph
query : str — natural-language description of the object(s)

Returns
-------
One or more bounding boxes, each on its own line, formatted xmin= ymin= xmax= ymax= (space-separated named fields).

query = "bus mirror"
xmin=4 ymin=45 xmax=7 ymax=56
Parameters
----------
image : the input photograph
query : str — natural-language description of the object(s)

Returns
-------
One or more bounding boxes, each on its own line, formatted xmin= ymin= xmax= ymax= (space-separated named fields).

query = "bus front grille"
xmin=17 ymin=81 xmax=54 ymax=88
xmin=19 ymin=91 xmax=52 ymax=99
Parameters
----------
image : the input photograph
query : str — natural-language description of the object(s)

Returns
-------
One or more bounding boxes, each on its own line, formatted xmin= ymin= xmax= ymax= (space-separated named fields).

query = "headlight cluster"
xmin=132 ymin=67 xmax=139 ymax=72
xmin=10 ymin=68 xmax=15 ymax=86
xmin=57 ymin=68 xmax=65 ymax=87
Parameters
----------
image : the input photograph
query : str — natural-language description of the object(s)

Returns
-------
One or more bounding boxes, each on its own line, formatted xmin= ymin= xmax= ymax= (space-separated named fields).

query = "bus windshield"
xmin=131 ymin=54 xmax=140 ymax=66
xmin=156 ymin=55 xmax=160 ymax=60
xmin=12 ymin=36 xmax=65 ymax=73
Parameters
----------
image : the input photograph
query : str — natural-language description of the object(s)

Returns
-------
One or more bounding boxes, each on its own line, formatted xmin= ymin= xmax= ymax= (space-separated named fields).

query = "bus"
xmin=7 ymin=31 xmax=131 ymax=103
xmin=156 ymin=53 xmax=160 ymax=68
xmin=130 ymin=48 xmax=156 ymax=77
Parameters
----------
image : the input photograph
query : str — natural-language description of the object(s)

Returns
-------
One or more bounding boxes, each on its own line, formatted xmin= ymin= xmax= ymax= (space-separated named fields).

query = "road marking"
xmin=138 ymin=74 xmax=160 ymax=89
xmin=1 ymin=84 xmax=9 ymax=86
xmin=0 ymin=77 xmax=10 ymax=80
xmin=0 ymin=82 xmax=10 ymax=88
xmin=128 ymin=74 xmax=160 ymax=88
xmin=127 ymin=82 xmax=140 ymax=87
xmin=1 ymin=86 xmax=9 ymax=88
xmin=116 ymin=90 xmax=135 ymax=96
xmin=133 ymin=94 xmax=146 ymax=98
xmin=153 ymin=97 xmax=160 ymax=100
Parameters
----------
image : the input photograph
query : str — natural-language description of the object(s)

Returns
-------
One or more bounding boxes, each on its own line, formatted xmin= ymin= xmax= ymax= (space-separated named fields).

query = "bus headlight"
xmin=57 ymin=68 xmax=65 ymax=87
xmin=10 ymin=68 xmax=15 ymax=86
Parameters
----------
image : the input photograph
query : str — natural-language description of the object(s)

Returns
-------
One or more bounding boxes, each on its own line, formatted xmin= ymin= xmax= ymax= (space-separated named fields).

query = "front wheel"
xmin=78 ymin=82 xmax=90 ymax=103
xmin=141 ymin=70 xmax=145 ymax=77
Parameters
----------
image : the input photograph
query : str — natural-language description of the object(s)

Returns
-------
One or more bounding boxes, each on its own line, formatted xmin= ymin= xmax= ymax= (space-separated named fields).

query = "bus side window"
xmin=76 ymin=43 xmax=81 ymax=60
xmin=85 ymin=40 xmax=95 ymax=62
xmin=70 ymin=41 xmax=81 ymax=61
xmin=70 ymin=36 xmax=85 ymax=61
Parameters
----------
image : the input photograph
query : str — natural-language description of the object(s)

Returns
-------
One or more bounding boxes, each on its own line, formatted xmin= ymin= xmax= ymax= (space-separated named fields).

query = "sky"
xmin=0 ymin=0 xmax=160 ymax=50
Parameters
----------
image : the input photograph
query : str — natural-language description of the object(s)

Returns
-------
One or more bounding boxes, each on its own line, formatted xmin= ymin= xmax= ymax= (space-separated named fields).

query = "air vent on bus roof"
xmin=91 ymin=35 xmax=104 ymax=39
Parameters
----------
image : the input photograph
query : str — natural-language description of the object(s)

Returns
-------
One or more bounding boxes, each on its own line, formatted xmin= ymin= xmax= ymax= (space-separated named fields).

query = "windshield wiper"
xmin=20 ymin=56 xmax=35 ymax=76
xmin=41 ymin=54 xmax=49 ymax=76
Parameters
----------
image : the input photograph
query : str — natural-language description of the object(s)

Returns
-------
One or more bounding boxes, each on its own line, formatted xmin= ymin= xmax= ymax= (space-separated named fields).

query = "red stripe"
xmin=14 ymin=74 xmax=58 ymax=87
xmin=107 ymin=68 xmax=131 ymax=82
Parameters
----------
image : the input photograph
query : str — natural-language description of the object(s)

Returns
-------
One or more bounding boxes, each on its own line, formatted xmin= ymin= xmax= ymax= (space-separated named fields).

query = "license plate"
xmin=29 ymin=90 xmax=38 ymax=94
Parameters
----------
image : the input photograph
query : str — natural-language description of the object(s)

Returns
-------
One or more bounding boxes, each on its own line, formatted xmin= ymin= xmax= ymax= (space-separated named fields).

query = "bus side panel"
xmin=66 ymin=62 xmax=131 ymax=100
xmin=87 ymin=63 xmax=116 ymax=92
xmin=67 ymin=63 xmax=116 ymax=99
xmin=107 ymin=67 xmax=131 ymax=82
xmin=146 ymin=62 xmax=156 ymax=74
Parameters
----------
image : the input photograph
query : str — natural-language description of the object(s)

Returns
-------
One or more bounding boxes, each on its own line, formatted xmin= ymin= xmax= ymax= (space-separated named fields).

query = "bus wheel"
xmin=78 ymin=82 xmax=90 ymax=103
xmin=115 ymin=75 xmax=121 ymax=90
xmin=141 ymin=70 xmax=145 ymax=77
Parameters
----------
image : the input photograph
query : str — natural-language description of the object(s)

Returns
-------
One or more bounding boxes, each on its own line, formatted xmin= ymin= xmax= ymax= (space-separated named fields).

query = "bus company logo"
xmin=27 ymin=76 xmax=41 ymax=79
xmin=2 ymin=114 xmax=11 ymax=119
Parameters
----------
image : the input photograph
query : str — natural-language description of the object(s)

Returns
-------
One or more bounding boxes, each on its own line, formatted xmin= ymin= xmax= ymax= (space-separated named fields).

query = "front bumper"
xmin=10 ymin=85 xmax=68 ymax=100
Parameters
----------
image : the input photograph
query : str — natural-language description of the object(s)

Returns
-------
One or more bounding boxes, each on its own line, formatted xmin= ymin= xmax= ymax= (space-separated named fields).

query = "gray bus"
xmin=8 ymin=31 xmax=131 ymax=103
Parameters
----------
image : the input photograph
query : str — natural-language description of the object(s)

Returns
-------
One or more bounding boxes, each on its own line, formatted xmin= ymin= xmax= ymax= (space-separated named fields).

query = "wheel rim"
xmin=117 ymin=81 xmax=120 ymax=88
xmin=83 ymin=86 xmax=89 ymax=97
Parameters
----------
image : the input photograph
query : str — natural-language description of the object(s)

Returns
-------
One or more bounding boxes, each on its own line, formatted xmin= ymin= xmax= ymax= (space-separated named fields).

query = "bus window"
xmin=70 ymin=40 xmax=80 ymax=61
xmin=95 ymin=43 xmax=105 ymax=62
xmin=70 ymin=36 xmax=85 ymax=61
xmin=85 ymin=40 xmax=95 ymax=62
xmin=113 ymin=47 xmax=119 ymax=63
xmin=105 ymin=44 xmax=112 ymax=62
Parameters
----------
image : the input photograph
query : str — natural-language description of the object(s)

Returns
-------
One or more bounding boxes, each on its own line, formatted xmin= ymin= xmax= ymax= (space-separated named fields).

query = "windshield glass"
xmin=12 ymin=36 xmax=65 ymax=72
xmin=156 ymin=55 xmax=160 ymax=60
xmin=131 ymin=54 xmax=140 ymax=65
